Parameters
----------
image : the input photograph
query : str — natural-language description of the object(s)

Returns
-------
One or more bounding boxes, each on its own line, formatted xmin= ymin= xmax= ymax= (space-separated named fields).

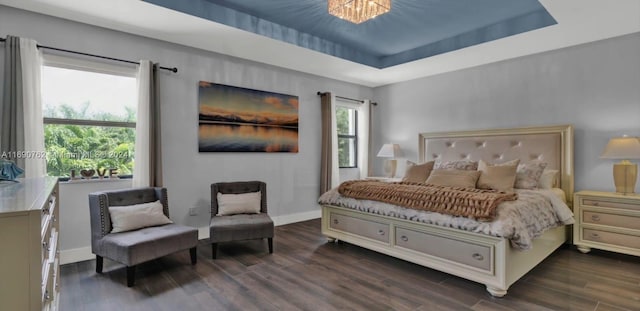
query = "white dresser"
xmin=0 ymin=177 xmax=60 ymax=311
xmin=573 ymin=191 xmax=640 ymax=256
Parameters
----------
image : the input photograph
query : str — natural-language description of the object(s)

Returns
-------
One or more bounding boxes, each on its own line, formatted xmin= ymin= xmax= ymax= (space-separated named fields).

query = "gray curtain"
xmin=1 ymin=35 xmax=25 ymax=170
xmin=319 ymin=92 xmax=333 ymax=194
xmin=149 ymin=64 xmax=163 ymax=187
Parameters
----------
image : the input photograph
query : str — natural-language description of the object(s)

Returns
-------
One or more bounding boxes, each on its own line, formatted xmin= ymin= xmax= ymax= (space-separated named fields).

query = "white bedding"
xmin=318 ymin=187 xmax=574 ymax=250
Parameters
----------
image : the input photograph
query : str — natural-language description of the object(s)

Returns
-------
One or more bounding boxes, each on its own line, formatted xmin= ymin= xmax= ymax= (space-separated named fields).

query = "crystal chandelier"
xmin=328 ymin=0 xmax=391 ymax=24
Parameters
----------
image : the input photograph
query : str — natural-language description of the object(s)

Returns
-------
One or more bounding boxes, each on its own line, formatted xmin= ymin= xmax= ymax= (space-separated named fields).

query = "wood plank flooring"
xmin=60 ymin=219 xmax=640 ymax=311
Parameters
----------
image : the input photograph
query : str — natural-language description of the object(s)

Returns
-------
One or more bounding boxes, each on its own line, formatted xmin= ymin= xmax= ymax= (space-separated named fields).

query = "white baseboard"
xmin=62 ymin=210 xmax=321 ymax=264
xmin=272 ymin=209 xmax=321 ymax=226
xmin=60 ymin=247 xmax=94 ymax=265
xmin=197 ymin=209 xmax=321 ymax=240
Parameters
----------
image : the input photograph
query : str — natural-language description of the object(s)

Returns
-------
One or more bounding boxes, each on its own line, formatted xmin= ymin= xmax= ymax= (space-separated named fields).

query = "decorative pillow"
xmin=434 ymin=160 xmax=478 ymax=171
xmin=217 ymin=191 xmax=261 ymax=216
xmin=538 ymin=169 xmax=559 ymax=189
xmin=476 ymin=159 xmax=520 ymax=192
xmin=425 ymin=169 xmax=481 ymax=188
xmin=402 ymin=160 xmax=435 ymax=183
xmin=109 ymin=200 xmax=173 ymax=233
xmin=515 ymin=162 xmax=548 ymax=189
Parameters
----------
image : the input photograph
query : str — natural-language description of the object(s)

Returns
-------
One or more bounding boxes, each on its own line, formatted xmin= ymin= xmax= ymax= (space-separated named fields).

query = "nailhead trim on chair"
xmin=98 ymin=194 xmax=109 ymax=237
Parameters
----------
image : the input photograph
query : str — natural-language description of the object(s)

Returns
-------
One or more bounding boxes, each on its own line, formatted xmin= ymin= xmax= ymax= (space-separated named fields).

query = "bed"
xmin=319 ymin=125 xmax=574 ymax=297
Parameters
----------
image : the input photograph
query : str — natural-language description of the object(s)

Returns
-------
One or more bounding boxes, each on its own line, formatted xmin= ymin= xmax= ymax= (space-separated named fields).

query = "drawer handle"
xmin=592 ymin=202 xmax=599 ymax=206
xmin=44 ymin=290 xmax=51 ymax=301
xmin=591 ymin=215 xmax=600 ymax=221
xmin=333 ymin=219 xmax=339 ymax=225
xmin=590 ymin=233 xmax=600 ymax=239
xmin=378 ymin=229 xmax=385 ymax=236
xmin=400 ymin=235 xmax=408 ymax=242
xmin=43 ymin=241 xmax=50 ymax=251
xmin=42 ymin=208 xmax=50 ymax=214
xmin=472 ymin=253 xmax=484 ymax=261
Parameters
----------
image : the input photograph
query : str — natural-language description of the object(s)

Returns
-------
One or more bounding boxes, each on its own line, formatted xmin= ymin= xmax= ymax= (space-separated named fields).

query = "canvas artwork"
xmin=198 ymin=81 xmax=299 ymax=152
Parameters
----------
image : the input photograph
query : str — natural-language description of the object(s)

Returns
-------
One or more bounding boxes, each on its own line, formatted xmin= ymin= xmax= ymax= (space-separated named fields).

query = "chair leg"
xmin=126 ymin=266 xmax=136 ymax=287
xmin=96 ymin=256 xmax=103 ymax=274
xmin=211 ymin=243 xmax=218 ymax=259
xmin=268 ymin=238 xmax=273 ymax=254
xmin=190 ymin=247 xmax=197 ymax=265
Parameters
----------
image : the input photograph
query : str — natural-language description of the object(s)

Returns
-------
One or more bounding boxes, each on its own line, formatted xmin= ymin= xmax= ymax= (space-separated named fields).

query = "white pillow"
xmin=109 ymin=200 xmax=173 ymax=233
xmin=217 ymin=191 xmax=261 ymax=216
xmin=538 ymin=169 xmax=559 ymax=189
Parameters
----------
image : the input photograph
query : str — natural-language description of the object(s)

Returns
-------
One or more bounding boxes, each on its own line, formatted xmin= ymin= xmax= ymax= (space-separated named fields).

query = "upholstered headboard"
xmin=419 ymin=125 xmax=574 ymax=204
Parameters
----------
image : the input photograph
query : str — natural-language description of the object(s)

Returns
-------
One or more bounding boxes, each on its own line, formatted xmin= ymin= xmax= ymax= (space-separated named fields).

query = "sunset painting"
xmin=198 ymin=81 xmax=299 ymax=152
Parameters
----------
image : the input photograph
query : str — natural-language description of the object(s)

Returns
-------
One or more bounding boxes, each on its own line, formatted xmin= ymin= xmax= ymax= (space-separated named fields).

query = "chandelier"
xmin=328 ymin=0 xmax=391 ymax=24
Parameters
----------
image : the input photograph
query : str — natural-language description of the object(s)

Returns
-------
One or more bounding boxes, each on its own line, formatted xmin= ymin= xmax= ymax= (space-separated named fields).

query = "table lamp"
xmin=601 ymin=136 xmax=640 ymax=194
xmin=377 ymin=143 xmax=401 ymax=178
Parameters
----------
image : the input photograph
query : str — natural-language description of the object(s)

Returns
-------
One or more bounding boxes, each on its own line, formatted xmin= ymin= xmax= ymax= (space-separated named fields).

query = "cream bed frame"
xmin=321 ymin=125 xmax=574 ymax=297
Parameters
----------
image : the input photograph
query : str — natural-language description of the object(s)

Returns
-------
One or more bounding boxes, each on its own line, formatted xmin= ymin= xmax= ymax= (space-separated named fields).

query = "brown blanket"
xmin=338 ymin=180 xmax=518 ymax=221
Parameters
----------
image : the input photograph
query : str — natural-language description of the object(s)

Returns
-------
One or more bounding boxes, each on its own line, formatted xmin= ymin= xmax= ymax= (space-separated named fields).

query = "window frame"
xmin=336 ymin=104 xmax=358 ymax=169
xmin=41 ymin=54 xmax=138 ymax=179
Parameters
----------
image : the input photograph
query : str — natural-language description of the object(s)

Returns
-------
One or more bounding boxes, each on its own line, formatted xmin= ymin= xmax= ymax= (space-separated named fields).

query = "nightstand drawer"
xmin=583 ymin=211 xmax=640 ymax=230
xmin=581 ymin=198 xmax=640 ymax=211
xmin=583 ymin=229 xmax=640 ymax=249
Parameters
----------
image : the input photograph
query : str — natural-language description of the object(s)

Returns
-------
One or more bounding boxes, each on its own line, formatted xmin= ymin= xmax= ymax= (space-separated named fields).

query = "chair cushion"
xmin=216 ymin=191 xmax=261 ymax=216
xmin=97 ymin=224 xmax=198 ymax=266
xmin=108 ymin=200 xmax=173 ymax=233
xmin=210 ymin=213 xmax=274 ymax=243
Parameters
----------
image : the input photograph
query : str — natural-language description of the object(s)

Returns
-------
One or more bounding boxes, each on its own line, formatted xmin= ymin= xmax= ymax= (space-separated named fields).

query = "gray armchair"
xmin=210 ymin=181 xmax=274 ymax=259
xmin=88 ymin=187 xmax=198 ymax=287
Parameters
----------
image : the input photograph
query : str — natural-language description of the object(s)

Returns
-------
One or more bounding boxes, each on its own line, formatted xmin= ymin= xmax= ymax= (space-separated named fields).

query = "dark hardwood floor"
xmin=60 ymin=219 xmax=640 ymax=311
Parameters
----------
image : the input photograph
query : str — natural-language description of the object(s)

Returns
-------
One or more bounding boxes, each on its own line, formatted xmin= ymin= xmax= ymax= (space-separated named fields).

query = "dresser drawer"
xmin=395 ymin=227 xmax=492 ymax=272
xmin=581 ymin=198 xmax=640 ymax=211
xmin=329 ymin=213 xmax=390 ymax=243
xmin=583 ymin=211 xmax=640 ymax=230
xmin=583 ymin=229 xmax=640 ymax=249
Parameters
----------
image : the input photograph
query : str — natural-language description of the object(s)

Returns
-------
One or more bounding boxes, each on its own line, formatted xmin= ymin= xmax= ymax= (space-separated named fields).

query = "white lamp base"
xmin=613 ymin=161 xmax=637 ymax=194
xmin=383 ymin=159 xmax=397 ymax=178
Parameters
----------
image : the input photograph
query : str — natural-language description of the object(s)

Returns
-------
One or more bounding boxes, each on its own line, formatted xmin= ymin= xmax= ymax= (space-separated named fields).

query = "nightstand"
xmin=365 ymin=176 xmax=403 ymax=182
xmin=573 ymin=191 xmax=640 ymax=256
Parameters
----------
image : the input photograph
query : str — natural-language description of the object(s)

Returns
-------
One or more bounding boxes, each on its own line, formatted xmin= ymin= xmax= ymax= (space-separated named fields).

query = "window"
xmin=336 ymin=106 xmax=357 ymax=168
xmin=41 ymin=55 xmax=137 ymax=178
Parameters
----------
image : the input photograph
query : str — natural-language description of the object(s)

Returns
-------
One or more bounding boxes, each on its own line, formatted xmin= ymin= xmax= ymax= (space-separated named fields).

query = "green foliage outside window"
xmin=44 ymin=102 xmax=135 ymax=177
xmin=336 ymin=107 xmax=356 ymax=168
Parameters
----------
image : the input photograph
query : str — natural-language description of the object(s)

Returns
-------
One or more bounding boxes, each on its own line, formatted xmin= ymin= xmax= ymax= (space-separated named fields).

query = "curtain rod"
xmin=316 ymin=92 xmax=377 ymax=106
xmin=0 ymin=37 xmax=178 ymax=73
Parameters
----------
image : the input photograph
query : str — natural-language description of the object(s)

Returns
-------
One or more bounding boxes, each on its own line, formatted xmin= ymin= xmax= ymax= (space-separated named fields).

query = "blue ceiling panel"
xmin=143 ymin=0 xmax=556 ymax=68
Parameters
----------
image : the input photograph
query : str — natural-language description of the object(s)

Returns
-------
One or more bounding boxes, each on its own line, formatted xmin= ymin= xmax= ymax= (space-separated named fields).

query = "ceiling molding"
xmin=0 ymin=0 xmax=638 ymax=87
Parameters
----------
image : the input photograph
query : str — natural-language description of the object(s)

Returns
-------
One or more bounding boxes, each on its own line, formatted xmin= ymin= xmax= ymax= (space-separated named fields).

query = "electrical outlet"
xmin=189 ymin=207 xmax=197 ymax=216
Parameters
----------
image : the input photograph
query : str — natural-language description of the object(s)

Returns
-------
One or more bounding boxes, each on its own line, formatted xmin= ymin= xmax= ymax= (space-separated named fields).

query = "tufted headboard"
xmin=419 ymin=125 xmax=574 ymax=205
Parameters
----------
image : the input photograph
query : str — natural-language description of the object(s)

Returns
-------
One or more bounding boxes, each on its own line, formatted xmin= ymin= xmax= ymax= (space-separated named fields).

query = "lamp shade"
xmin=601 ymin=137 xmax=640 ymax=159
xmin=377 ymin=143 xmax=401 ymax=158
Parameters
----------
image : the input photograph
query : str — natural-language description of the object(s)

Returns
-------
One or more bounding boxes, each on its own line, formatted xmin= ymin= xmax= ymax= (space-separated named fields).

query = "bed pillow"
xmin=538 ymin=169 xmax=559 ymax=189
xmin=217 ymin=191 xmax=262 ymax=216
xmin=402 ymin=160 xmax=435 ymax=183
xmin=426 ymin=169 xmax=481 ymax=188
xmin=477 ymin=159 xmax=520 ymax=192
xmin=109 ymin=200 xmax=173 ymax=233
xmin=515 ymin=162 xmax=548 ymax=189
xmin=434 ymin=160 xmax=478 ymax=171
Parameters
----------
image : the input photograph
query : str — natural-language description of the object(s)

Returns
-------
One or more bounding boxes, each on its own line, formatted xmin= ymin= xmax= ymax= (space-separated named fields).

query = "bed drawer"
xmin=583 ymin=229 xmax=640 ymax=249
xmin=583 ymin=211 xmax=640 ymax=230
xmin=329 ymin=213 xmax=389 ymax=243
xmin=395 ymin=227 xmax=492 ymax=271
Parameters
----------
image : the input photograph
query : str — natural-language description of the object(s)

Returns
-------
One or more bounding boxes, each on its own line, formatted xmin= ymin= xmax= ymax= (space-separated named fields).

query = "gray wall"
xmin=372 ymin=33 xmax=640 ymax=192
xmin=0 ymin=6 xmax=372 ymax=256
